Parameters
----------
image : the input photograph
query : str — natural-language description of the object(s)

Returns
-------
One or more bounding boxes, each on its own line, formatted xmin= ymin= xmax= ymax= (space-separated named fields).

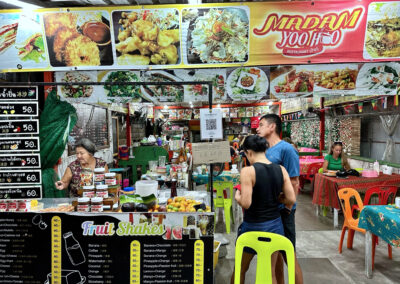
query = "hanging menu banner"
xmin=0 ymin=170 xmax=41 ymax=185
xmin=0 ymin=1 xmax=400 ymax=73
xmin=0 ymin=86 xmax=38 ymax=100
xmin=0 ymin=154 xmax=41 ymax=168
xmin=0 ymin=185 xmax=42 ymax=199
xmin=0 ymin=119 xmax=39 ymax=135
xmin=0 ymin=137 xmax=40 ymax=152
xmin=0 ymin=212 xmax=214 ymax=282
xmin=0 ymin=102 xmax=38 ymax=117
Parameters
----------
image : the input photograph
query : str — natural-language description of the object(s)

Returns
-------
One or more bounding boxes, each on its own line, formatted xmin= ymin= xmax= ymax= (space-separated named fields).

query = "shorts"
xmin=280 ymin=208 xmax=296 ymax=249
xmin=237 ymin=217 xmax=284 ymax=254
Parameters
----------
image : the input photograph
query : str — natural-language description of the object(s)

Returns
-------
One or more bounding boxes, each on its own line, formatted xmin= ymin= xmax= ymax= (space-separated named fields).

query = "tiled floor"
xmin=214 ymin=185 xmax=400 ymax=284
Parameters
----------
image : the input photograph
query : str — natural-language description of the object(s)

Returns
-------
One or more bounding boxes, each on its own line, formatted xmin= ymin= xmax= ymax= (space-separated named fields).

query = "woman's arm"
xmin=342 ymin=157 xmax=351 ymax=171
xmin=235 ymin=166 xmax=254 ymax=210
xmin=279 ymin=166 xmax=296 ymax=206
xmin=104 ymin=163 xmax=109 ymax=173
xmin=55 ymin=167 xmax=73 ymax=190
xmin=322 ymin=160 xmax=329 ymax=173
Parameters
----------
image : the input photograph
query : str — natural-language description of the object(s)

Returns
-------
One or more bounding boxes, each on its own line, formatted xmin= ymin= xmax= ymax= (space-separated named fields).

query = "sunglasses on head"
xmin=333 ymin=141 xmax=343 ymax=146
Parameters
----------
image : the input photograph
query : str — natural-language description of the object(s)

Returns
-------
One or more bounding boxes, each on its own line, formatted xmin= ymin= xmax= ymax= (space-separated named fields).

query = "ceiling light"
xmin=0 ymin=0 xmax=44 ymax=9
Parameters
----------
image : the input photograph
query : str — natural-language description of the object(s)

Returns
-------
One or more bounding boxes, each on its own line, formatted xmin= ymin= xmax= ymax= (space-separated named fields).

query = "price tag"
xmin=0 ymin=86 xmax=38 ymax=101
xmin=0 ymin=137 xmax=40 ymax=152
xmin=0 ymin=102 xmax=38 ymax=117
xmin=0 ymin=119 xmax=39 ymax=135
xmin=0 ymin=170 xmax=41 ymax=185
xmin=0 ymin=185 xmax=42 ymax=200
xmin=0 ymin=154 xmax=41 ymax=168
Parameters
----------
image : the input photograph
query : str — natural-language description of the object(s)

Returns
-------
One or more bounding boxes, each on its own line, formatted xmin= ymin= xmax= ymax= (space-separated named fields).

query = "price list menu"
xmin=0 ymin=213 xmax=214 ymax=283
xmin=0 ymin=86 xmax=42 ymax=200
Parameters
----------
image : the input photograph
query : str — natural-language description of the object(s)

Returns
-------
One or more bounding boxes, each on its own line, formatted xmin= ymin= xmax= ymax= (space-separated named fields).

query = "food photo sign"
xmin=1 ymin=0 xmax=400 ymax=72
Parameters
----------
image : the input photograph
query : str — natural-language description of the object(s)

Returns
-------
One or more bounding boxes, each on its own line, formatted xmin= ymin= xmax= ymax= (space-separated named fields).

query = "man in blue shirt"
xmin=257 ymin=113 xmax=303 ymax=284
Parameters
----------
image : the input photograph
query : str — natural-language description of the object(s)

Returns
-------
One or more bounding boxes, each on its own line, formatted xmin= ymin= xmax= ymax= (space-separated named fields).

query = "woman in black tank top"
xmin=231 ymin=135 xmax=296 ymax=284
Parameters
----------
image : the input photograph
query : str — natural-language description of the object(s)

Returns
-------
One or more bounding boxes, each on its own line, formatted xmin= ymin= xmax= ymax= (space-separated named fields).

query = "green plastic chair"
xmin=212 ymin=181 xmax=234 ymax=234
xmin=235 ymin=231 xmax=295 ymax=284
xmin=318 ymin=167 xmax=324 ymax=174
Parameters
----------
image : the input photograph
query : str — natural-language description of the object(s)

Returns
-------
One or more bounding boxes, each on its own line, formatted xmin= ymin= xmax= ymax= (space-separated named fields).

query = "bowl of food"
xmin=81 ymin=21 xmax=111 ymax=46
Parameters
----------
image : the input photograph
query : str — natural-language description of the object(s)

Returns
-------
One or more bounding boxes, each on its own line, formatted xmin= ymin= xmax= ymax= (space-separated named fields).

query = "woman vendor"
xmin=55 ymin=138 xmax=108 ymax=197
xmin=323 ymin=142 xmax=350 ymax=172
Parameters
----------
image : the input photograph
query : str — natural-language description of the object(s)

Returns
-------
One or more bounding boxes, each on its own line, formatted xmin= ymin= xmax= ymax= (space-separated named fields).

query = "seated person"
xmin=323 ymin=142 xmax=350 ymax=172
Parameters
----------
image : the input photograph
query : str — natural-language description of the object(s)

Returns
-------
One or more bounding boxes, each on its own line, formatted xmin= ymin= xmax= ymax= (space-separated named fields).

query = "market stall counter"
xmin=0 ymin=196 xmax=215 ymax=283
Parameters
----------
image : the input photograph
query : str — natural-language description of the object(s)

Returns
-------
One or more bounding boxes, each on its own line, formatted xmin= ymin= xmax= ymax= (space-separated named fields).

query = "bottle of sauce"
xmin=170 ymin=178 xmax=177 ymax=198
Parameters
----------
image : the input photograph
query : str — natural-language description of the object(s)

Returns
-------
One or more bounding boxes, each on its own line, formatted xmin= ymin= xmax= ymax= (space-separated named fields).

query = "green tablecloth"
xmin=359 ymin=205 xmax=400 ymax=247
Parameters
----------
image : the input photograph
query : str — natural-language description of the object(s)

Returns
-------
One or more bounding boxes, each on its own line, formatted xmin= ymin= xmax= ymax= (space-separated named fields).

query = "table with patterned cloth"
xmin=312 ymin=173 xmax=400 ymax=209
xmin=192 ymin=171 xmax=240 ymax=185
xmin=300 ymin=159 xmax=325 ymax=175
xmin=359 ymin=205 xmax=400 ymax=278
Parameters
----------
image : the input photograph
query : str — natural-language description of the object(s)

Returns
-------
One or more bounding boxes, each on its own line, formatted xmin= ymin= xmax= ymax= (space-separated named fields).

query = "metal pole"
xmin=208 ymin=82 xmax=214 ymax=212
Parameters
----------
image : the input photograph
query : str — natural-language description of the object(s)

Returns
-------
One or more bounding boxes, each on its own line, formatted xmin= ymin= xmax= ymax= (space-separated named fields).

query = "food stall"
xmin=1 ymin=0 xmax=400 ymax=282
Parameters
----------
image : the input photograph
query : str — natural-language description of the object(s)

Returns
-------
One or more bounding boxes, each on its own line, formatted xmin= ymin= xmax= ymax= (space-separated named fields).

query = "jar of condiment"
xmin=7 ymin=200 xmax=17 ymax=212
xmin=77 ymin=197 xmax=90 ymax=212
xmin=82 ymin=185 xmax=95 ymax=198
xmin=96 ymin=185 xmax=108 ymax=198
xmin=94 ymin=168 xmax=106 ymax=184
xmin=91 ymin=197 xmax=103 ymax=212
xmin=104 ymin=173 xmax=116 ymax=186
xmin=0 ymin=200 xmax=8 ymax=212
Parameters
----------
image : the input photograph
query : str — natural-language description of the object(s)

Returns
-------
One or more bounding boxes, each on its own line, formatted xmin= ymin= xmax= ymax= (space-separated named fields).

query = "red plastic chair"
xmin=299 ymin=162 xmax=322 ymax=190
xmin=349 ymin=186 xmax=397 ymax=269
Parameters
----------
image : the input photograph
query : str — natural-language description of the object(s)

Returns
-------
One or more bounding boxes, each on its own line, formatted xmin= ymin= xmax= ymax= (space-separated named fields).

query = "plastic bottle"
xmin=373 ymin=160 xmax=380 ymax=175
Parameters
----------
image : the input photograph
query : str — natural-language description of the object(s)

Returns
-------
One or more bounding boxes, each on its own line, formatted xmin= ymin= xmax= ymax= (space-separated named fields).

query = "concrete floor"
xmin=213 ymin=185 xmax=400 ymax=284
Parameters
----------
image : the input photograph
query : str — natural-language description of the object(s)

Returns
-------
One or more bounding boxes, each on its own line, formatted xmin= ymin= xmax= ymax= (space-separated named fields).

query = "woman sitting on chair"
xmin=323 ymin=142 xmax=350 ymax=172
xmin=231 ymin=135 xmax=296 ymax=284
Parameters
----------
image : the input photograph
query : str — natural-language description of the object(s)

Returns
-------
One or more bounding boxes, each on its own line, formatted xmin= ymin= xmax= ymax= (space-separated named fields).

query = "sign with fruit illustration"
xmin=0 ymin=119 xmax=39 ymax=135
xmin=0 ymin=153 xmax=41 ymax=168
xmin=0 ymin=212 xmax=214 ymax=283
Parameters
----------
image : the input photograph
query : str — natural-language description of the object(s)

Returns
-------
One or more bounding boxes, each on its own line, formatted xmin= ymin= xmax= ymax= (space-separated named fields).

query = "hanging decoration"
xmin=289 ymin=120 xmax=320 ymax=148
xmin=382 ymin=97 xmax=387 ymax=109
xmin=358 ymin=102 xmax=363 ymax=113
xmin=371 ymin=99 xmax=377 ymax=110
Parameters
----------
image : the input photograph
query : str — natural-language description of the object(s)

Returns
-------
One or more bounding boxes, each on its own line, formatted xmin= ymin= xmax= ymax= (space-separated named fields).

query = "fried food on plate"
xmin=116 ymin=34 xmax=141 ymax=54
xmin=117 ymin=54 xmax=150 ymax=65
xmin=118 ymin=29 xmax=131 ymax=42
xmin=157 ymin=29 xmax=179 ymax=47
xmin=53 ymin=27 xmax=79 ymax=62
xmin=44 ymin=13 xmax=77 ymax=37
xmin=151 ymin=45 xmax=178 ymax=65
xmin=131 ymin=20 xmax=154 ymax=39
xmin=63 ymin=35 xmax=100 ymax=66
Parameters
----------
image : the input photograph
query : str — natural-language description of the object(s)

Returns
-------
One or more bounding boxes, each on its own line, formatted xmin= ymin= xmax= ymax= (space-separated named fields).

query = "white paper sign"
xmin=200 ymin=108 xmax=223 ymax=140
xmin=192 ymin=141 xmax=231 ymax=164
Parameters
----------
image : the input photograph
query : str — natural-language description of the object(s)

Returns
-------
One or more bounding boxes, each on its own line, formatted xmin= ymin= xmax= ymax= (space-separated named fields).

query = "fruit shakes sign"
xmin=253 ymin=8 xmax=363 ymax=57
xmin=249 ymin=0 xmax=375 ymax=65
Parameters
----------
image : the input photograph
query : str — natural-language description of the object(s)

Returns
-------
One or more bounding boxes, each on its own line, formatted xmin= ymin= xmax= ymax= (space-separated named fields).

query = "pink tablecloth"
xmin=300 ymin=159 xmax=325 ymax=175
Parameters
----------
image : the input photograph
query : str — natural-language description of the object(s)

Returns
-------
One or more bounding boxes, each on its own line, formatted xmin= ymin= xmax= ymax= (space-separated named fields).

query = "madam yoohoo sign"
xmin=253 ymin=7 xmax=364 ymax=57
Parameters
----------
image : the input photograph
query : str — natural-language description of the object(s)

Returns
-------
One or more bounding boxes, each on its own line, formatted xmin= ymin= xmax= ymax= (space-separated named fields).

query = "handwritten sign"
xmin=192 ymin=141 xmax=231 ymax=164
xmin=0 ymin=102 xmax=38 ymax=117
xmin=0 ymin=170 xmax=41 ymax=185
xmin=0 ymin=86 xmax=38 ymax=101
xmin=0 ymin=119 xmax=39 ymax=135
xmin=0 ymin=185 xmax=41 ymax=199
xmin=0 ymin=154 xmax=41 ymax=169
xmin=0 ymin=137 xmax=40 ymax=152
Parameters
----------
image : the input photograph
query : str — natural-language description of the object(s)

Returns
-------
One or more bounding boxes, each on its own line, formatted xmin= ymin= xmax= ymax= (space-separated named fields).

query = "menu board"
xmin=0 ymin=212 xmax=214 ymax=283
xmin=0 ymin=119 xmax=39 ymax=135
xmin=0 ymin=154 xmax=41 ymax=168
xmin=0 ymin=102 xmax=38 ymax=117
xmin=0 ymin=137 xmax=40 ymax=152
xmin=0 ymin=170 xmax=41 ymax=185
xmin=0 ymin=86 xmax=38 ymax=100
xmin=68 ymin=104 xmax=109 ymax=155
xmin=0 ymin=185 xmax=42 ymax=199
xmin=0 ymin=86 xmax=42 ymax=200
